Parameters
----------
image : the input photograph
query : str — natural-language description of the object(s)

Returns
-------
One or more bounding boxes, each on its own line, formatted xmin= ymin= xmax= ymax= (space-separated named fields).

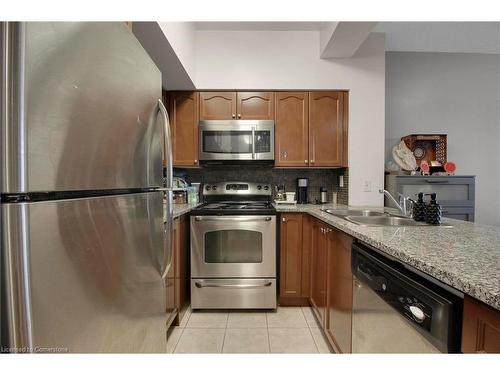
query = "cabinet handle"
xmin=282 ymin=217 xmax=286 ymax=222
xmin=310 ymin=160 xmax=315 ymax=164
xmin=237 ymin=114 xmax=241 ymax=119
xmin=304 ymin=160 xmax=308 ymax=164
xmin=232 ymin=114 xmax=236 ymax=118
xmin=194 ymin=159 xmax=198 ymax=164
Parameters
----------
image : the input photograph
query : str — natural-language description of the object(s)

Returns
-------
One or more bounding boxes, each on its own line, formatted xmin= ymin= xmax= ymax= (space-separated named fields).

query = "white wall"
xmin=194 ymin=30 xmax=386 ymax=206
xmin=386 ymin=52 xmax=500 ymax=226
xmin=157 ymin=22 xmax=196 ymax=83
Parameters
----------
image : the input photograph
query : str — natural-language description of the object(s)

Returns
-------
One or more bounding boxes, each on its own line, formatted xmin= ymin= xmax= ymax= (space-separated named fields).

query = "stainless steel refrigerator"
xmin=0 ymin=22 xmax=174 ymax=353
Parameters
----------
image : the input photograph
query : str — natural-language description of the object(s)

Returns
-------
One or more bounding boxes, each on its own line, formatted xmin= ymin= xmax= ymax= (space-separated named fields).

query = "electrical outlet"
xmin=339 ymin=175 xmax=344 ymax=188
xmin=363 ymin=180 xmax=372 ymax=192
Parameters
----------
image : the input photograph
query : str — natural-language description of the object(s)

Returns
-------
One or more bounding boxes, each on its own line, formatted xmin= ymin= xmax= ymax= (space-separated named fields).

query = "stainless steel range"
xmin=190 ymin=182 xmax=277 ymax=309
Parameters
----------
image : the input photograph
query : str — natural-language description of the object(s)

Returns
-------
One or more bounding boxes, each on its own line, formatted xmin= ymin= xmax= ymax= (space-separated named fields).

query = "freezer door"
xmin=1 ymin=22 xmax=163 ymax=193
xmin=1 ymin=192 xmax=168 ymax=353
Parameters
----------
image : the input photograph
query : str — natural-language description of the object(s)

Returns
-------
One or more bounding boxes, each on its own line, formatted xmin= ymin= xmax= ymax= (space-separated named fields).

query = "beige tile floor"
xmin=167 ymin=306 xmax=332 ymax=354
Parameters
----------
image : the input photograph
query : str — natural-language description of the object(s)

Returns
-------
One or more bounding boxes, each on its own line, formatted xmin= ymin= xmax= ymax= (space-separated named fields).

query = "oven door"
xmin=190 ymin=215 xmax=276 ymax=278
xmin=198 ymin=120 xmax=274 ymax=161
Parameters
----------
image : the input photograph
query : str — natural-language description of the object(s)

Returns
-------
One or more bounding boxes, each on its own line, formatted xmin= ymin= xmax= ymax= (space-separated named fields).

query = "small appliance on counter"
xmin=297 ymin=178 xmax=309 ymax=204
xmin=319 ymin=187 xmax=328 ymax=204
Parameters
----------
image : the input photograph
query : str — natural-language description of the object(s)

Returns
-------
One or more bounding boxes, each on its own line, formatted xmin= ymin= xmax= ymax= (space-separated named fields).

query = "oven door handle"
xmin=193 ymin=216 xmax=273 ymax=222
xmin=195 ymin=281 xmax=273 ymax=289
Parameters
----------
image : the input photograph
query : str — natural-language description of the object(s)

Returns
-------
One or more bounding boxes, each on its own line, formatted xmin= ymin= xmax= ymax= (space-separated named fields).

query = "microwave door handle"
xmin=251 ymin=126 xmax=255 ymax=160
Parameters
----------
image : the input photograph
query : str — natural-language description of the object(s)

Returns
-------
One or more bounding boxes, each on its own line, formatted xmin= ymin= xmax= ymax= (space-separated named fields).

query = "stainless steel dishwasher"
xmin=351 ymin=243 xmax=463 ymax=353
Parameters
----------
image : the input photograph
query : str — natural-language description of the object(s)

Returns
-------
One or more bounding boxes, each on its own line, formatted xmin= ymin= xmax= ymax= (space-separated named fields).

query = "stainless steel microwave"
xmin=198 ymin=120 xmax=274 ymax=164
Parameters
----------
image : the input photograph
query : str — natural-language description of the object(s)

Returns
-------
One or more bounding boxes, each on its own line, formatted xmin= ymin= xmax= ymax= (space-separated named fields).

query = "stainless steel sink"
xmin=344 ymin=215 xmax=430 ymax=227
xmin=322 ymin=209 xmax=387 ymax=217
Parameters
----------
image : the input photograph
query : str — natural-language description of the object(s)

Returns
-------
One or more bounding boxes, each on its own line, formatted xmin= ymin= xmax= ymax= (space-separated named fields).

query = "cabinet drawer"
xmin=441 ymin=206 xmax=475 ymax=222
xmin=385 ymin=176 xmax=475 ymax=207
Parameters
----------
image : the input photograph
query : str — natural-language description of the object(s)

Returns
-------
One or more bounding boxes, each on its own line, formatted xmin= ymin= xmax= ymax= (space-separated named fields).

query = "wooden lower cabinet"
xmin=279 ymin=213 xmax=310 ymax=305
xmin=309 ymin=218 xmax=328 ymax=326
xmin=304 ymin=217 xmax=354 ymax=353
xmin=325 ymin=229 xmax=353 ymax=353
xmin=462 ymin=296 xmax=500 ymax=353
xmin=279 ymin=214 xmax=303 ymax=299
xmin=173 ymin=214 xmax=190 ymax=326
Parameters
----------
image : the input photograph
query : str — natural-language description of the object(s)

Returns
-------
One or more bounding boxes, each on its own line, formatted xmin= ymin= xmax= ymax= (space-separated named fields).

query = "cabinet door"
xmin=309 ymin=219 xmax=327 ymax=327
xmin=168 ymin=91 xmax=199 ymax=166
xmin=199 ymin=91 xmax=237 ymax=120
xmin=309 ymin=91 xmax=344 ymax=167
xmin=342 ymin=92 xmax=349 ymax=167
xmin=325 ymin=229 xmax=353 ymax=353
xmin=173 ymin=217 xmax=180 ymax=314
xmin=301 ymin=214 xmax=312 ymax=297
xmin=275 ymin=92 xmax=309 ymax=167
xmin=236 ymin=92 xmax=274 ymax=120
xmin=279 ymin=214 xmax=303 ymax=299
xmin=462 ymin=296 xmax=500 ymax=353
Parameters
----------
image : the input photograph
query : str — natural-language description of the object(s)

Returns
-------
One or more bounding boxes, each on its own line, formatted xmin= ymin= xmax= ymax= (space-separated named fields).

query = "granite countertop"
xmin=172 ymin=202 xmax=201 ymax=218
xmin=275 ymin=203 xmax=500 ymax=311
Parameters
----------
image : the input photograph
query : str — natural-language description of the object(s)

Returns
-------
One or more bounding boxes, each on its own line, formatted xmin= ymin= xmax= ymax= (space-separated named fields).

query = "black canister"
xmin=425 ymin=193 xmax=442 ymax=225
xmin=413 ymin=192 xmax=427 ymax=222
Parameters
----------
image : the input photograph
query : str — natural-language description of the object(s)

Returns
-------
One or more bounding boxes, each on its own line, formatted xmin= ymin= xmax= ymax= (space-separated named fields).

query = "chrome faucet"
xmin=379 ymin=189 xmax=413 ymax=217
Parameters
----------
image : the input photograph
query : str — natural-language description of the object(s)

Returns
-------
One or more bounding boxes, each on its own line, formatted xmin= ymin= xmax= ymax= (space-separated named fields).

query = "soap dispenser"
xmin=413 ymin=192 xmax=426 ymax=222
xmin=425 ymin=193 xmax=442 ymax=225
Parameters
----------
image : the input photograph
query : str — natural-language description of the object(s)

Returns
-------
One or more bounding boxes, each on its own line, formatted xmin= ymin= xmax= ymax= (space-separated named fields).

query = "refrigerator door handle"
xmin=158 ymin=98 xmax=173 ymax=190
xmin=157 ymin=99 xmax=174 ymax=279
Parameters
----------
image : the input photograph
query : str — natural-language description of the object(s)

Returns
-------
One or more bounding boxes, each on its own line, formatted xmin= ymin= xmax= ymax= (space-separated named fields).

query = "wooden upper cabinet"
xmin=199 ymin=91 xmax=237 ymax=120
xmin=309 ymin=91 xmax=344 ymax=167
xmin=237 ymin=92 xmax=274 ymax=120
xmin=275 ymin=92 xmax=309 ymax=167
xmin=168 ymin=91 xmax=199 ymax=166
xmin=325 ymin=229 xmax=353 ymax=353
xmin=462 ymin=296 xmax=500 ymax=353
xmin=342 ymin=92 xmax=349 ymax=167
xmin=279 ymin=213 xmax=303 ymax=299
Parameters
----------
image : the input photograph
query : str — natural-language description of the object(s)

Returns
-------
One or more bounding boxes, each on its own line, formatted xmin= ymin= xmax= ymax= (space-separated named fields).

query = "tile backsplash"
xmin=174 ymin=166 xmax=349 ymax=205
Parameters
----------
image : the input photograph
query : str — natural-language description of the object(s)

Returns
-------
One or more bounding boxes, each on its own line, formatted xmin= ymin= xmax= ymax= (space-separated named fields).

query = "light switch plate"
xmin=339 ymin=175 xmax=344 ymax=188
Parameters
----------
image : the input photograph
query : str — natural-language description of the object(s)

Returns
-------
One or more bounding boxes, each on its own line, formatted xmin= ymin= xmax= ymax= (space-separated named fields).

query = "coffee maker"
xmin=297 ymin=178 xmax=309 ymax=204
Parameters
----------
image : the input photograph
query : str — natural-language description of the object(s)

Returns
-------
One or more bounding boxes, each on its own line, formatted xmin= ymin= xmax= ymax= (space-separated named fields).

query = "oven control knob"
xmin=212 ymin=185 xmax=217 ymax=190
xmin=257 ymin=185 xmax=262 ymax=190
xmin=409 ymin=305 xmax=425 ymax=323
xmin=264 ymin=185 xmax=269 ymax=190
xmin=206 ymin=186 xmax=211 ymax=191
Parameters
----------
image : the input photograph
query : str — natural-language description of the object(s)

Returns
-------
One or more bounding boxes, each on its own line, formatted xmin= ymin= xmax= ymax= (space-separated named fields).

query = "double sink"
xmin=321 ymin=209 xmax=448 ymax=227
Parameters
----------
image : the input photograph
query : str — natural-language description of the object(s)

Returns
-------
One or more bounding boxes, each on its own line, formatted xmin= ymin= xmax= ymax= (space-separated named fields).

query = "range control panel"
xmin=204 ymin=182 xmax=271 ymax=196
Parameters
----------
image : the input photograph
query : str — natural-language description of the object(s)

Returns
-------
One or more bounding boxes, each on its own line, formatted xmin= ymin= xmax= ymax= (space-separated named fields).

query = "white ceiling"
xmin=194 ymin=22 xmax=327 ymax=31
xmin=194 ymin=21 xmax=500 ymax=54
xmin=374 ymin=22 xmax=500 ymax=54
